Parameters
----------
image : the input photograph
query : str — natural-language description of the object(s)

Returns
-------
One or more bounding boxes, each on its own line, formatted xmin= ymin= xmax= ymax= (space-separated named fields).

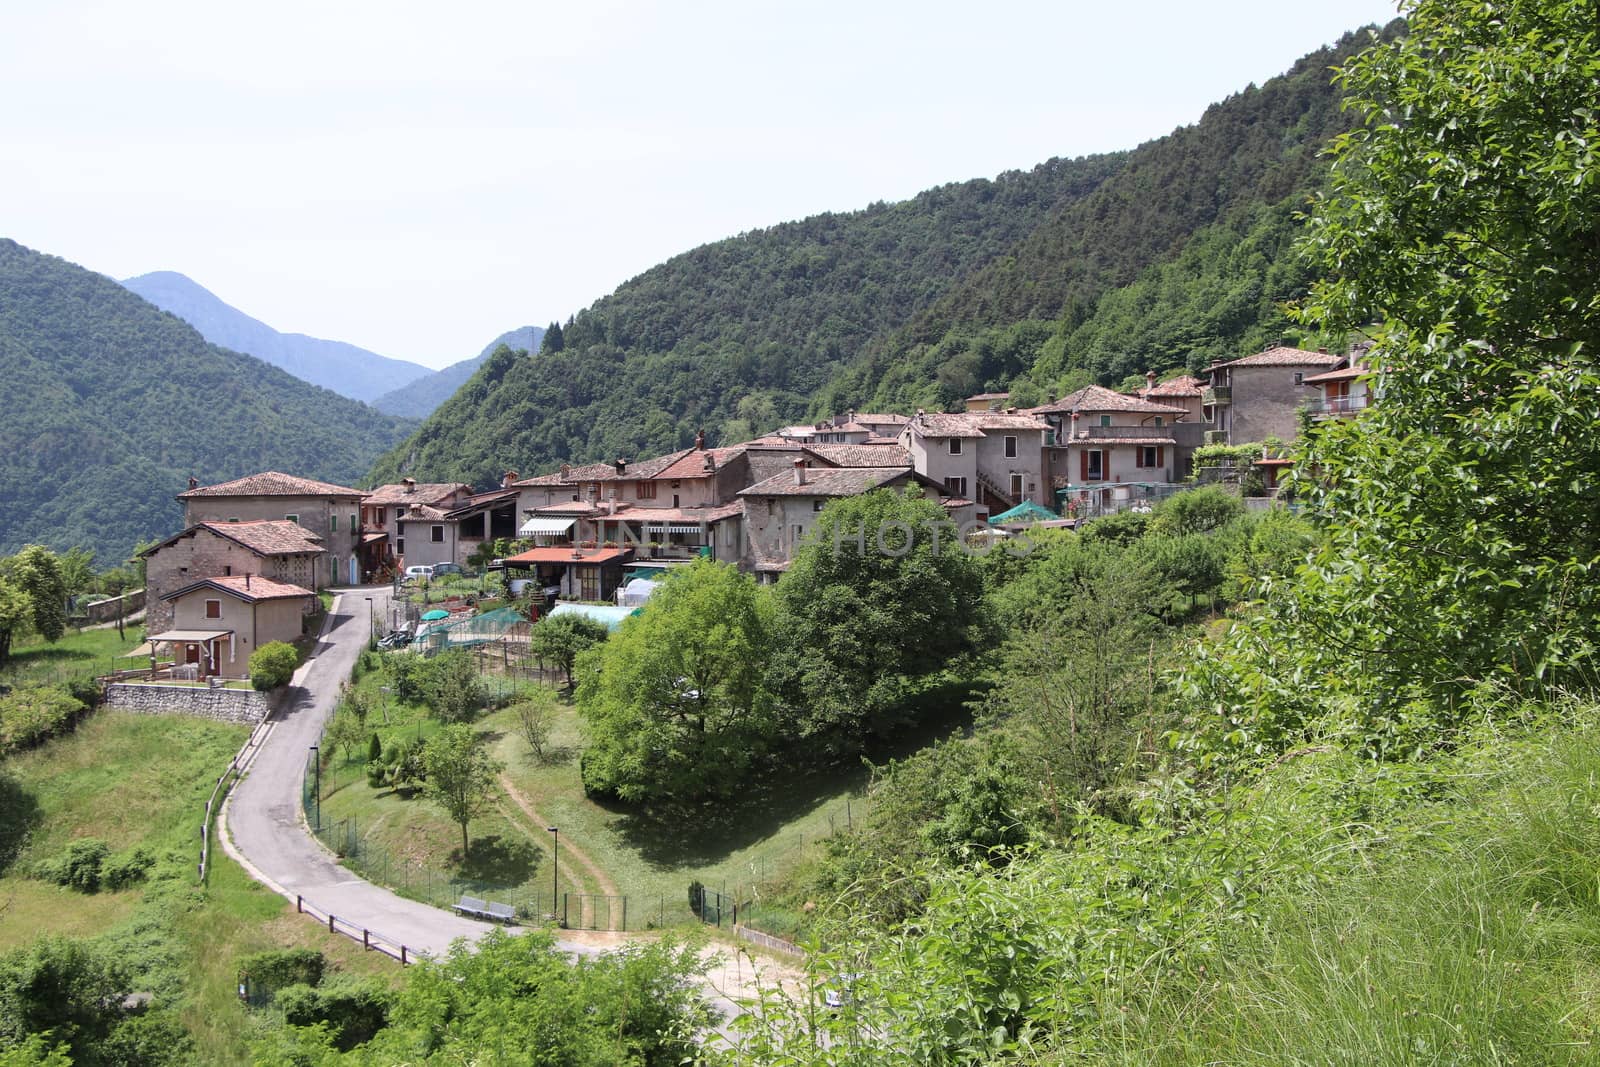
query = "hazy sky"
xmin=2 ymin=1 xmax=1399 ymax=370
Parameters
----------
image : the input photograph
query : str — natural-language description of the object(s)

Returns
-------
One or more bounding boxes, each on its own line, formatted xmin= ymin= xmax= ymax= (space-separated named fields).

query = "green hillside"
xmin=0 ymin=240 xmax=416 ymax=563
xmin=368 ymin=152 xmax=1127 ymax=486
xmin=370 ymin=27 xmax=1389 ymax=488
xmin=820 ymin=25 xmax=1399 ymax=413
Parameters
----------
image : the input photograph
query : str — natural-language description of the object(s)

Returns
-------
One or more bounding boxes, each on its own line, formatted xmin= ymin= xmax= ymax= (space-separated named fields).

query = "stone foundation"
xmin=101 ymin=682 xmax=274 ymax=725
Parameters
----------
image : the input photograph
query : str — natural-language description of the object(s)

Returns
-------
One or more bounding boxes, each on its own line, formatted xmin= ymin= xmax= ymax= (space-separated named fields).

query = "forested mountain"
xmin=0 ymin=241 xmax=415 ymax=563
xmin=372 ymin=27 xmax=1390 ymax=489
xmin=368 ymin=153 xmax=1128 ymax=486
xmin=371 ymin=325 xmax=544 ymax=418
xmin=121 ymin=270 xmax=433 ymax=403
xmin=818 ymin=25 xmax=1399 ymax=413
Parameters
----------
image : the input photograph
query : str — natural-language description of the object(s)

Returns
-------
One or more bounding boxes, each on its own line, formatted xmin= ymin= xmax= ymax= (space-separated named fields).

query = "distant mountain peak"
xmin=120 ymin=271 xmax=433 ymax=403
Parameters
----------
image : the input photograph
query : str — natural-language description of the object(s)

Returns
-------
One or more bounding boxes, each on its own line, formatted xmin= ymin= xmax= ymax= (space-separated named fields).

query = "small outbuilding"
xmin=152 ymin=575 xmax=315 ymax=680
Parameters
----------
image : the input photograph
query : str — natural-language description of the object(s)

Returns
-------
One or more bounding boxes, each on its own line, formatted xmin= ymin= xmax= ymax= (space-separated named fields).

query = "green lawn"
xmin=2 ymin=623 xmax=147 ymax=688
xmin=0 ymin=708 xmax=406 ymax=1064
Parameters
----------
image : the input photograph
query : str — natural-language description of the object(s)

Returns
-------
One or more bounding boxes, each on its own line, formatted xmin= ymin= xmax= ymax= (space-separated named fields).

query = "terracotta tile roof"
xmin=365 ymin=482 xmax=472 ymax=505
xmin=1302 ymin=363 xmax=1369 ymax=384
xmin=510 ymin=471 xmax=571 ymax=487
xmin=738 ymin=466 xmax=913 ymax=497
xmin=1210 ymin=346 xmax=1343 ymax=370
xmin=503 ymin=546 xmax=635 ymax=566
xmin=198 ymin=520 xmax=324 ymax=555
xmin=162 ymin=574 xmax=317 ymax=603
xmin=1142 ymin=375 xmax=1206 ymax=397
xmin=177 ymin=471 xmax=366 ymax=499
xmin=849 ymin=413 xmax=910 ymax=426
xmin=396 ymin=504 xmax=450 ymax=521
xmin=806 ymin=443 xmax=911 ymax=467
xmin=966 ymin=392 xmax=1010 ymax=402
xmin=908 ymin=412 xmax=1049 ymax=438
xmin=651 ymin=447 xmax=746 ymax=481
xmin=1030 ymin=385 xmax=1188 ymax=416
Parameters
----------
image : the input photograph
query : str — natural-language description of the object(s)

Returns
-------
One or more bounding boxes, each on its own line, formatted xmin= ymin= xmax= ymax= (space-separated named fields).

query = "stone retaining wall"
xmin=101 ymin=682 xmax=274 ymax=725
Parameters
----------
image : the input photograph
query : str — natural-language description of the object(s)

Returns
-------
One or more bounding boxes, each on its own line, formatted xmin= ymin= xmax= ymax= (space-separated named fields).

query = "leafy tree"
xmin=577 ymin=560 xmax=773 ymax=803
xmin=249 ymin=641 xmax=299 ymax=691
xmin=325 ymin=709 xmax=367 ymax=764
xmin=7 ymin=547 xmax=65 ymax=643
xmin=529 ymin=613 xmax=610 ymax=687
xmin=541 ymin=320 xmax=564 ymax=353
xmin=768 ymin=490 xmax=989 ymax=753
xmin=422 ymin=724 xmax=502 ymax=855
xmin=56 ymin=548 xmax=94 ymax=606
xmin=1148 ymin=485 xmax=1245 ymax=538
xmin=0 ymin=577 xmax=32 ymax=664
xmin=419 ymin=650 xmax=482 ymax=723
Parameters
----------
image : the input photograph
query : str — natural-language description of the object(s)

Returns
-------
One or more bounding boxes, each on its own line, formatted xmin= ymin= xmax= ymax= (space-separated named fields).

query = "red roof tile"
xmin=1142 ymin=375 xmax=1206 ymax=397
xmin=1210 ymin=346 xmax=1343 ymax=370
xmin=1031 ymin=384 xmax=1188 ymax=416
xmin=177 ymin=471 xmax=366 ymax=499
xmin=162 ymin=574 xmax=317 ymax=603
xmin=364 ymin=482 xmax=472 ymax=505
xmin=146 ymin=520 xmax=324 ymax=558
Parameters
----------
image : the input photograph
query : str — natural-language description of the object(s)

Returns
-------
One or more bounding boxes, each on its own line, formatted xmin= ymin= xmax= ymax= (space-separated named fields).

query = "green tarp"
xmin=988 ymin=500 xmax=1059 ymax=525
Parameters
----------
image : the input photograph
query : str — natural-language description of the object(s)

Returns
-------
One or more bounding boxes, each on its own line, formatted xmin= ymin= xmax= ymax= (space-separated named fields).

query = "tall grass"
xmin=1094 ymin=720 xmax=1600 ymax=1064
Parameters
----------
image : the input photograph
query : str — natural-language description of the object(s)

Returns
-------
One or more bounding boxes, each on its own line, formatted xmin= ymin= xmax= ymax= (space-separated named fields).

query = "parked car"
xmin=402 ymin=564 xmax=435 ymax=583
xmin=431 ymin=562 xmax=464 ymax=577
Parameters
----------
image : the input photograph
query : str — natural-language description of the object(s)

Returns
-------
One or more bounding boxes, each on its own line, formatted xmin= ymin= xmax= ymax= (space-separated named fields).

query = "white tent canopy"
xmin=616 ymin=578 xmax=660 ymax=607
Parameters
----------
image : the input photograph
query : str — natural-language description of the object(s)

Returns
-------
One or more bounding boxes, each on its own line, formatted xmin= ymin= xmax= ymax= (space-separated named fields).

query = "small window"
xmin=397 ymin=537 xmax=405 ymax=554
xmin=285 ymin=514 xmax=299 ymax=524
xmin=1004 ymin=435 xmax=1017 ymax=458
xmin=1153 ymin=416 xmax=1164 ymax=427
xmin=1139 ymin=446 xmax=1158 ymax=468
xmin=949 ymin=439 xmax=962 ymax=456
xmin=375 ymin=508 xmax=386 ymax=525
xmin=204 ymin=599 xmax=222 ymax=619
xmin=813 ymin=500 xmax=824 ymax=512
xmin=1100 ymin=415 xmax=1112 ymax=427
xmin=1294 ymin=372 xmax=1305 ymax=384
xmin=396 ymin=506 xmax=408 ymax=517
xmin=223 ymin=565 xmax=232 ymax=576
xmin=227 ymin=517 xmax=240 ymax=523
xmin=430 ymin=525 xmax=445 ymax=543
xmin=636 ymin=480 xmax=657 ymax=500
xmin=330 ymin=515 xmax=339 ymax=532
xmin=672 ymin=494 xmax=680 ymax=508
xmin=350 ymin=513 xmax=357 ymax=531
xmin=943 ymin=476 xmax=968 ymax=497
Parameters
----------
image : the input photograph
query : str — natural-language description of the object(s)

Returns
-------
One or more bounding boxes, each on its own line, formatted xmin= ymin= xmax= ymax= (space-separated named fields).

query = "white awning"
xmin=148 ymin=629 xmax=232 ymax=643
xmin=519 ymin=517 xmax=576 ymax=536
xmin=644 ymin=524 xmax=706 ymax=534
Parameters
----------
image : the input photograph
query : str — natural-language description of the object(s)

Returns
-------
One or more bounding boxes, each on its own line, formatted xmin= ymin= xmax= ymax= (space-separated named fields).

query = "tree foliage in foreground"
xmin=258 ymin=929 xmax=712 ymax=1066
xmin=1182 ymin=0 xmax=1600 ymax=763
xmin=577 ymin=559 xmax=772 ymax=803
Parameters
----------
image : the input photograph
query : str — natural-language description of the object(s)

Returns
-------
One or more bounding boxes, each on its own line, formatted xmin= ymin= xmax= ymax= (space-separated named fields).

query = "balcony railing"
xmin=1303 ymin=394 xmax=1369 ymax=415
xmin=1201 ymin=386 xmax=1232 ymax=406
xmin=1072 ymin=425 xmax=1178 ymax=440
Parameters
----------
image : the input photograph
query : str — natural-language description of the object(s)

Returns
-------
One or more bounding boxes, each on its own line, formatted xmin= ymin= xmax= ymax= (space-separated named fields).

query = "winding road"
xmin=217 ymin=588 xmax=775 ymax=1021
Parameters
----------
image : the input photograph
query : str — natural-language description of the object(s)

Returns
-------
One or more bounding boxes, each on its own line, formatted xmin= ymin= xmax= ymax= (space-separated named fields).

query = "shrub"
xmin=249 ymin=641 xmax=299 ymax=691
xmin=35 ymin=839 xmax=110 ymax=892
xmin=101 ymin=846 xmax=155 ymax=890
xmin=276 ymin=977 xmax=393 ymax=1050
xmin=238 ymin=948 xmax=325 ymax=994
xmin=0 ymin=687 xmax=88 ymax=756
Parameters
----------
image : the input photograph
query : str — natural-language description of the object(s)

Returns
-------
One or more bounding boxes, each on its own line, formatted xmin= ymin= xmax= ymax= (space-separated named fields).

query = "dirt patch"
xmin=497 ymin=772 xmax=621 ymax=899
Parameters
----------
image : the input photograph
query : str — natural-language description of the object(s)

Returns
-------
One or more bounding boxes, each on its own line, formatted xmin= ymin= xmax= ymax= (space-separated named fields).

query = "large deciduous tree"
xmin=767 ymin=489 xmax=989 ymax=754
xmin=0 ymin=578 xmax=32 ymax=664
xmin=576 ymin=559 xmax=773 ymax=803
xmin=7 ymin=547 xmax=66 ymax=644
xmin=528 ymin=613 xmax=609 ymax=687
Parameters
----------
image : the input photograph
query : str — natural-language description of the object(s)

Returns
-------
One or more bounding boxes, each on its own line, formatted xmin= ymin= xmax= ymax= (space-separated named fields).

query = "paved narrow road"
xmin=218 ymin=588 xmax=772 ymax=1025
xmin=221 ymin=587 xmax=533 ymax=958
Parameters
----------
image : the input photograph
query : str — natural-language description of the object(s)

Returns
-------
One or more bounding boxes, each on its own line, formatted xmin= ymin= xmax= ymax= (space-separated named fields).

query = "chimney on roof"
xmin=614 ymin=459 xmax=627 ymax=475
xmin=187 ymin=475 xmax=199 ymax=491
xmin=694 ymin=428 xmax=706 ymax=450
xmin=559 ymin=463 xmax=571 ymax=479
xmin=793 ymin=459 xmax=808 ymax=486
xmin=1047 ymin=392 xmax=1056 ymax=404
xmin=1317 ymin=347 xmax=1328 ymax=354
xmin=502 ymin=470 xmax=518 ymax=488
xmin=847 ymin=410 xmax=856 ymax=423
xmin=245 ymin=573 xmax=251 ymax=589
xmin=703 ymin=453 xmax=716 ymax=473
xmin=1145 ymin=370 xmax=1157 ymax=394
xmin=402 ymin=477 xmax=416 ymax=494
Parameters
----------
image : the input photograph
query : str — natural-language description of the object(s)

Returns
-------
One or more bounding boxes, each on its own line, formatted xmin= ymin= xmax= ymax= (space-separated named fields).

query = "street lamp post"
xmin=547 ymin=826 xmax=559 ymax=923
xmin=365 ymin=596 xmax=375 ymax=641
xmin=309 ymin=745 xmax=321 ymax=832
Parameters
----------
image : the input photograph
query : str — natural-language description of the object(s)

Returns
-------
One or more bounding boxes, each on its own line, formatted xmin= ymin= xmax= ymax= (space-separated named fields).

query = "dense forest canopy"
xmin=0 ymin=240 xmax=415 ymax=564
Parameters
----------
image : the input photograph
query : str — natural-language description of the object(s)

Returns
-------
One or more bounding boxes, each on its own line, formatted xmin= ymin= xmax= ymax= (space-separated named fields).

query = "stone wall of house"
xmin=146 ymin=529 xmax=318 ymax=634
xmin=1228 ymin=366 xmax=1318 ymax=446
xmin=183 ymin=495 xmax=362 ymax=586
xmin=101 ymin=682 xmax=274 ymax=725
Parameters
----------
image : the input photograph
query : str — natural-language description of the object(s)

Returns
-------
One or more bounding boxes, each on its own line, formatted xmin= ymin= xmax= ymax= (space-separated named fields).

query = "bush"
xmin=0 ymin=687 xmax=88 ymax=756
xmin=276 ymin=977 xmax=393 ymax=1050
xmin=249 ymin=642 xmax=299 ymax=691
xmin=238 ymin=948 xmax=325 ymax=994
xmin=101 ymin=846 xmax=155 ymax=890
xmin=35 ymin=839 xmax=110 ymax=892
